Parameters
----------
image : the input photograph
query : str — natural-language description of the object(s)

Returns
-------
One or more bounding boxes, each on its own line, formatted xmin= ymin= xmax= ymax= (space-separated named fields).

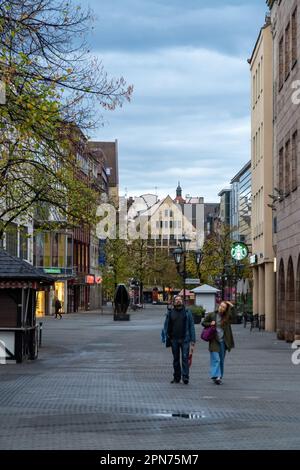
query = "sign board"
xmin=231 ymin=242 xmax=248 ymax=261
xmin=250 ymin=254 xmax=257 ymax=265
xmin=185 ymin=279 xmax=201 ymax=285
xmin=44 ymin=268 xmax=62 ymax=274
xmin=85 ymin=275 xmax=95 ymax=284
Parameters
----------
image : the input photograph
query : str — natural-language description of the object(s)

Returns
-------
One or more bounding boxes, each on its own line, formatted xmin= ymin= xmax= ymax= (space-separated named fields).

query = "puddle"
xmin=153 ymin=412 xmax=206 ymax=420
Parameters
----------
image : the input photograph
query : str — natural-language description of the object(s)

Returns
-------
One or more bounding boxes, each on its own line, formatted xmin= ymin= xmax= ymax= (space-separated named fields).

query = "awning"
xmin=0 ymin=281 xmax=38 ymax=289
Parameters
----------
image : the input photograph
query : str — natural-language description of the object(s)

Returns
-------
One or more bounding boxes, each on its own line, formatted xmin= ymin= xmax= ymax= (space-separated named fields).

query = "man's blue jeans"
xmin=210 ymin=340 xmax=226 ymax=378
xmin=171 ymin=339 xmax=190 ymax=381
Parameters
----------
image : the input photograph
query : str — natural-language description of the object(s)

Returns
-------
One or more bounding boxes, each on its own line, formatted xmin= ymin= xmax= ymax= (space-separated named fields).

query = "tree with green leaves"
xmin=0 ymin=0 xmax=133 ymax=239
xmin=148 ymin=247 xmax=181 ymax=295
xmin=194 ymin=224 xmax=251 ymax=299
xmin=102 ymin=237 xmax=131 ymax=299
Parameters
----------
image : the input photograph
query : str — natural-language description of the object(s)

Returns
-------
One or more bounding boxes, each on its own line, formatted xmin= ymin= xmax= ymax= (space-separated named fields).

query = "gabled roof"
xmin=0 ymin=251 xmax=53 ymax=282
xmin=192 ymin=284 xmax=220 ymax=294
xmin=139 ymin=195 xmax=181 ymax=218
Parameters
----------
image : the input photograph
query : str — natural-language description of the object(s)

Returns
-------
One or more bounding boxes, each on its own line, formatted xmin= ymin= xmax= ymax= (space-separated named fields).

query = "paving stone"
xmin=0 ymin=306 xmax=299 ymax=450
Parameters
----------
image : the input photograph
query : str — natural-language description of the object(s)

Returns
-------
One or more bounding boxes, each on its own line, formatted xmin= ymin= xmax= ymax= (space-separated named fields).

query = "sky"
xmin=80 ymin=0 xmax=268 ymax=202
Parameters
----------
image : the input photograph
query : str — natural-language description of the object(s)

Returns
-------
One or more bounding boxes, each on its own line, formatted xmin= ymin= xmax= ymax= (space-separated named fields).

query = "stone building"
xmin=268 ymin=0 xmax=300 ymax=341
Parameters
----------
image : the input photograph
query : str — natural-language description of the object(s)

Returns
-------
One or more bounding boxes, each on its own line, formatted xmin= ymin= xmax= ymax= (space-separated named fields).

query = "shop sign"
xmin=44 ymin=268 xmax=62 ymax=274
xmin=231 ymin=242 xmax=249 ymax=261
xmin=85 ymin=275 xmax=95 ymax=284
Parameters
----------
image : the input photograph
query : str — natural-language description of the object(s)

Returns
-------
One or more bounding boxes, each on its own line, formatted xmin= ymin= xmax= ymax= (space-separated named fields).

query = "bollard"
xmin=39 ymin=322 xmax=43 ymax=347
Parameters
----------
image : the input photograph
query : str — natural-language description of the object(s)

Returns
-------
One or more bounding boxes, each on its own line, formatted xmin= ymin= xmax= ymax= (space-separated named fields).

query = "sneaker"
xmin=183 ymin=379 xmax=189 ymax=385
xmin=214 ymin=378 xmax=222 ymax=385
xmin=170 ymin=379 xmax=180 ymax=384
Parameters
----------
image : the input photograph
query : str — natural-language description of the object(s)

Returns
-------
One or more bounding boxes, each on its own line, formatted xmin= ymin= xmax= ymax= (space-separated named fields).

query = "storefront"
xmin=35 ymin=277 xmax=71 ymax=316
xmin=0 ymin=250 xmax=53 ymax=363
xmin=67 ymin=275 xmax=96 ymax=312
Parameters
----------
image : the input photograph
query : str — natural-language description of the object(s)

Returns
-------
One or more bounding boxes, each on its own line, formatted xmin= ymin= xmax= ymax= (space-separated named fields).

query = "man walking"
xmin=54 ymin=297 xmax=62 ymax=319
xmin=162 ymin=296 xmax=196 ymax=384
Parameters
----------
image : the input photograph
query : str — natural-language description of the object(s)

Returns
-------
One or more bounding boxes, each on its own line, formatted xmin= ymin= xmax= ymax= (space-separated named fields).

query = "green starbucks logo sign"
xmin=231 ymin=242 xmax=248 ymax=261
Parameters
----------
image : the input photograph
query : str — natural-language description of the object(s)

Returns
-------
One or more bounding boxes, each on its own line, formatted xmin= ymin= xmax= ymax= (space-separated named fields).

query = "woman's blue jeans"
xmin=210 ymin=340 xmax=226 ymax=378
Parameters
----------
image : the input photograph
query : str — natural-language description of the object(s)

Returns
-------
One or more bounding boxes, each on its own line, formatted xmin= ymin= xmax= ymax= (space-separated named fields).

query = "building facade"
xmin=218 ymin=188 xmax=232 ymax=226
xmin=89 ymin=140 xmax=119 ymax=203
xmin=204 ymin=203 xmax=220 ymax=239
xmin=268 ymin=0 xmax=300 ymax=341
xmin=230 ymin=162 xmax=252 ymax=247
xmin=0 ymin=221 xmax=34 ymax=264
xmin=249 ymin=18 xmax=276 ymax=332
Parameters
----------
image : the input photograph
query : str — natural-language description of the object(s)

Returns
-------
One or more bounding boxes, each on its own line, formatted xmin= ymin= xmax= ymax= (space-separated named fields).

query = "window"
xmin=261 ymin=123 xmax=264 ymax=159
xmin=19 ymin=226 xmax=28 ymax=260
xmin=255 ymin=69 xmax=258 ymax=101
xmin=292 ymin=130 xmax=298 ymax=191
xmin=164 ymin=209 xmax=169 ymax=217
xmin=260 ymin=57 xmax=263 ymax=93
xmin=253 ymin=75 xmax=256 ymax=106
xmin=44 ymin=232 xmax=51 ymax=267
xmin=279 ymin=147 xmax=284 ymax=194
xmin=5 ymin=223 xmax=18 ymax=257
xmin=292 ymin=8 xmax=298 ymax=66
xmin=285 ymin=139 xmax=291 ymax=195
xmin=258 ymin=63 xmax=261 ymax=97
xmin=285 ymin=23 xmax=291 ymax=79
xmin=256 ymin=131 xmax=258 ymax=164
xmin=273 ymin=216 xmax=277 ymax=234
xmin=279 ymin=36 xmax=284 ymax=89
xmin=52 ymin=233 xmax=59 ymax=267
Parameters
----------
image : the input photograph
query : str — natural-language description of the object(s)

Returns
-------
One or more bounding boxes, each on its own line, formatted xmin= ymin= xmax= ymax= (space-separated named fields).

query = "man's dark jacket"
xmin=161 ymin=307 xmax=196 ymax=348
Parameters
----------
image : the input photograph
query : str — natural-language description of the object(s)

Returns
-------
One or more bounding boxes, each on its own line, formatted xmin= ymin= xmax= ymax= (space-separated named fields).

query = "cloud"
xmin=78 ymin=0 xmax=267 ymax=201
xmin=90 ymin=46 xmax=251 ymax=200
xmin=86 ymin=0 xmax=266 ymax=56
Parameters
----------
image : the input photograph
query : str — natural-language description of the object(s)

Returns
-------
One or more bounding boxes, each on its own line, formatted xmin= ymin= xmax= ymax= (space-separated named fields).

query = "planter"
xmin=193 ymin=314 xmax=202 ymax=325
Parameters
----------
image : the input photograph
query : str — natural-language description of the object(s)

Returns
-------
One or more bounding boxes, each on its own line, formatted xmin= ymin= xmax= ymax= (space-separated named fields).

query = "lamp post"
xmin=195 ymin=248 xmax=203 ymax=284
xmin=173 ymin=235 xmax=203 ymax=305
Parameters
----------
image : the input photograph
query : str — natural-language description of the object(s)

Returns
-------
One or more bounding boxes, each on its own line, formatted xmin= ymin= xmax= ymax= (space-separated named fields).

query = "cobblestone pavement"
xmin=0 ymin=306 xmax=299 ymax=450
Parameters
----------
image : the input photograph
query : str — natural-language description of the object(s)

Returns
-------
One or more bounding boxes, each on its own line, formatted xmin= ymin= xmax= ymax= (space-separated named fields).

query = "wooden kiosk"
xmin=0 ymin=251 xmax=53 ymax=363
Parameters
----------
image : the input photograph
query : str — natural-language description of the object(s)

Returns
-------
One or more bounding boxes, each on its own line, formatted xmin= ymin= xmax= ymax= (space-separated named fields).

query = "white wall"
xmin=195 ymin=293 xmax=216 ymax=313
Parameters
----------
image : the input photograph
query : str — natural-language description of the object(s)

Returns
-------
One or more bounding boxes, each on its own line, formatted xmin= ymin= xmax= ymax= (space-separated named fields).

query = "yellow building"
xmin=248 ymin=18 xmax=276 ymax=331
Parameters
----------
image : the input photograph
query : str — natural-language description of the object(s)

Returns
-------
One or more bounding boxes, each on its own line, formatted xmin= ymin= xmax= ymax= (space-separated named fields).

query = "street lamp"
xmin=179 ymin=234 xmax=191 ymax=253
xmin=173 ymin=246 xmax=183 ymax=266
xmin=172 ymin=234 xmax=192 ymax=305
xmin=195 ymin=248 xmax=203 ymax=283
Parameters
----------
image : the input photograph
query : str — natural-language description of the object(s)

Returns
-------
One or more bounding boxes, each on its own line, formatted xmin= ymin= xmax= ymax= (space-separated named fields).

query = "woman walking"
xmin=202 ymin=301 xmax=234 ymax=385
